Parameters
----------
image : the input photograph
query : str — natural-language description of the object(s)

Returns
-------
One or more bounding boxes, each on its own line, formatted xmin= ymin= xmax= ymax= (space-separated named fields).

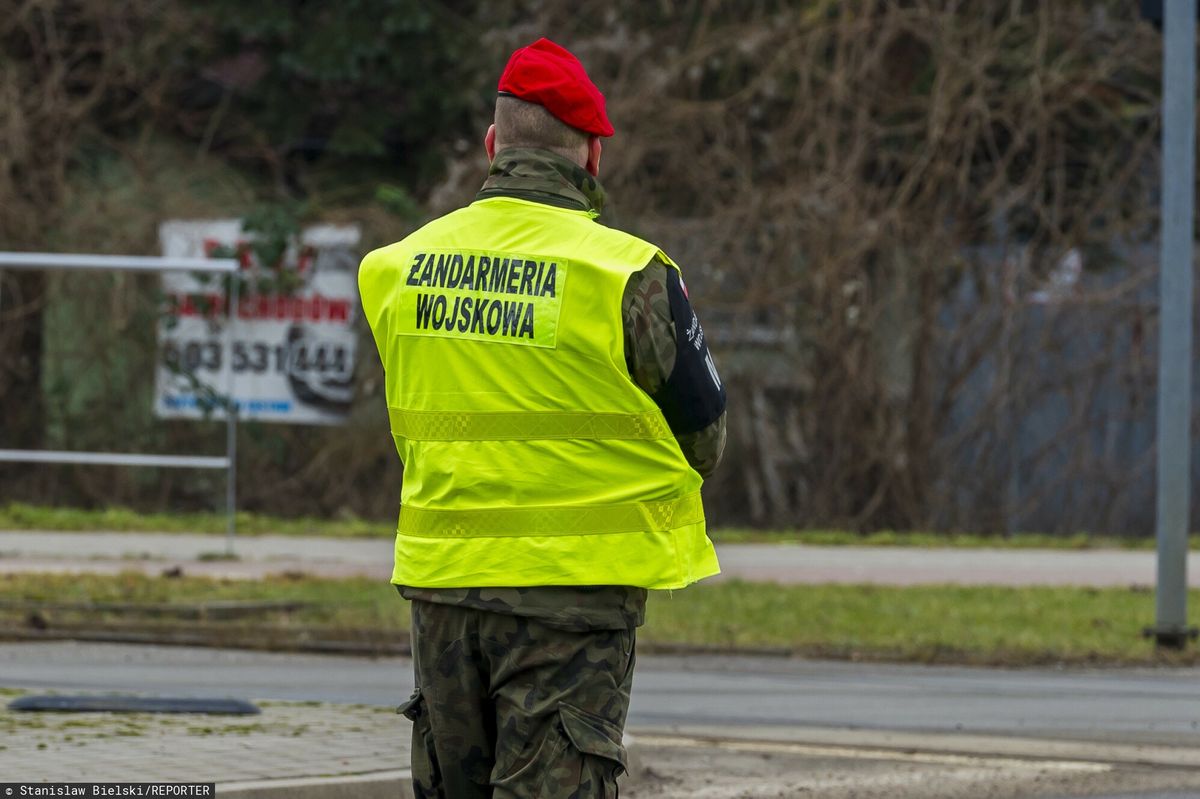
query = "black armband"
xmin=649 ymin=269 xmax=727 ymax=435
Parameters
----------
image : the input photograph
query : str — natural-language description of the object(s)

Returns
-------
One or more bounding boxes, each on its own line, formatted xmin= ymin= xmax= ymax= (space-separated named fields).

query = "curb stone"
xmin=218 ymin=770 xmax=413 ymax=799
xmin=215 ymin=736 xmax=648 ymax=797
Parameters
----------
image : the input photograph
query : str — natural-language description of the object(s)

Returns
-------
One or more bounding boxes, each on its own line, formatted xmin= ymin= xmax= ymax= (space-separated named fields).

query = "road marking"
xmin=637 ymin=733 xmax=1113 ymax=773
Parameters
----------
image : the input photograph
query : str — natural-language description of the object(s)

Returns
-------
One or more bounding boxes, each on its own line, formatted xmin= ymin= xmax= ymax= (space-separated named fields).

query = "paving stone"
xmin=0 ymin=698 xmax=410 ymax=786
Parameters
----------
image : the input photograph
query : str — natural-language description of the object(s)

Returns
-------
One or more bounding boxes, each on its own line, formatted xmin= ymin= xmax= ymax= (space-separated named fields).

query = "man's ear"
xmin=485 ymin=124 xmax=497 ymax=162
xmin=586 ymin=135 xmax=602 ymax=177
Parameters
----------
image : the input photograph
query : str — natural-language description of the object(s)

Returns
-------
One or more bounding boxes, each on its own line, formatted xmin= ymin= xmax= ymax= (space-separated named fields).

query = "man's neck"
xmin=476 ymin=147 xmax=605 ymax=216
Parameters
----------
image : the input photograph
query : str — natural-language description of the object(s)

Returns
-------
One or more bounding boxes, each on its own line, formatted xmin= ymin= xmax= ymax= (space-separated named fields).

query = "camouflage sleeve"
xmin=622 ymin=257 xmax=727 ymax=478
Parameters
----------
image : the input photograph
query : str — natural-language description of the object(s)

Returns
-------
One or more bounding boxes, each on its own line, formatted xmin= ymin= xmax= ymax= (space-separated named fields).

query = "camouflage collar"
xmin=476 ymin=147 xmax=605 ymax=217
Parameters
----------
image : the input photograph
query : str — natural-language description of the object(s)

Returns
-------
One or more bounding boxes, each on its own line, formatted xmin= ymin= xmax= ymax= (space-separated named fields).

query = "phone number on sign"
xmin=161 ymin=339 xmax=349 ymax=375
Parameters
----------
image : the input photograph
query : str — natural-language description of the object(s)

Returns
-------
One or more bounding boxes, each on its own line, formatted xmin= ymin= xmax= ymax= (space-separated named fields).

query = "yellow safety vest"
xmin=358 ymin=196 xmax=720 ymax=589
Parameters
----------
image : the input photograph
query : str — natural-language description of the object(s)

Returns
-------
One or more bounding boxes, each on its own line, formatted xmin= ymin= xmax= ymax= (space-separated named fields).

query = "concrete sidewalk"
xmin=1 ymin=689 xmax=650 ymax=798
xmin=1 ymin=529 xmax=1197 ymax=586
xmin=1 ymin=695 xmax=415 ymax=798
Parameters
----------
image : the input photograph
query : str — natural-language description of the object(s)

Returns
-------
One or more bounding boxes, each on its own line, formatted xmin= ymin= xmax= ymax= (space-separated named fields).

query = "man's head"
xmin=485 ymin=38 xmax=611 ymax=177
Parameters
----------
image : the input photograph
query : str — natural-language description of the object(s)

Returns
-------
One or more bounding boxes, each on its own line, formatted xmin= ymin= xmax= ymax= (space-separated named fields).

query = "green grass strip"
xmin=1 ymin=572 xmax=1196 ymax=666
xmin=0 ymin=502 xmax=384 ymax=538
xmin=647 ymin=580 xmax=1199 ymax=665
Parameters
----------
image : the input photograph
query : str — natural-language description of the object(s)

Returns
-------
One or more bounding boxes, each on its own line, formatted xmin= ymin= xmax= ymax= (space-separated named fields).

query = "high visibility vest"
xmin=358 ymin=196 xmax=720 ymax=589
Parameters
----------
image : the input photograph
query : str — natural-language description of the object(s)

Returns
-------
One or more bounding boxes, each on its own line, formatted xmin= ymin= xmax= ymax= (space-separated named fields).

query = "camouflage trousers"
xmin=398 ymin=599 xmax=636 ymax=798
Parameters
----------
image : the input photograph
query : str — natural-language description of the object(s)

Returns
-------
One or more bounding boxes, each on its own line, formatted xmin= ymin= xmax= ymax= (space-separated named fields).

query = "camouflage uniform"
xmin=398 ymin=147 xmax=726 ymax=797
xmin=399 ymin=599 xmax=635 ymax=799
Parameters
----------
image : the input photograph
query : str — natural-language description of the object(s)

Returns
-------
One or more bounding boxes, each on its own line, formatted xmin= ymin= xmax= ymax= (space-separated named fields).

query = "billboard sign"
xmin=155 ymin=219 xmax=360 ymax=425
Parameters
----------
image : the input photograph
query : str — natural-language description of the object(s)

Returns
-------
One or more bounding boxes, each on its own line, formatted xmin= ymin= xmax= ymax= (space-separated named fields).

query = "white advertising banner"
xmin=154 ymin=219 xmax=361 ymax=425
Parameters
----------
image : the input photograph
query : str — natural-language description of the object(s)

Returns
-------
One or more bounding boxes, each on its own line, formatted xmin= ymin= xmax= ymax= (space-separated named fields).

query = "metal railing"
xmin=0 ymin=251 xmax=242 ymax=551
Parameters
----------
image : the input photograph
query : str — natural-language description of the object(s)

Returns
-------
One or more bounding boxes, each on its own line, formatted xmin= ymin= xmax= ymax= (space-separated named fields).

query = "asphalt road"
xmin=0 ymin=642 xmax=1196 ymax=745
xmin=3 ymin=529 xmax=1198 ymax=586
xmin=2 ymin=642 xmax=1199 ymax=798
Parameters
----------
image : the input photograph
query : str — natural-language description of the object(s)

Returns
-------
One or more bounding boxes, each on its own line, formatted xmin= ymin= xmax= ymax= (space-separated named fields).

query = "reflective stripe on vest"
xmin=398 ymin=492 xmax=704 ymax=538
xmin=388 ymin=407 xmax=674 ymax=441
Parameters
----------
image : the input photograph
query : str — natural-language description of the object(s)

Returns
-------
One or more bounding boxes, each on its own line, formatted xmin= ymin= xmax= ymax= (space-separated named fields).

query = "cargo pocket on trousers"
xmin=398 ymin=689 xmax=444 ymax=799
xmin=555 ymin=703 xmax=628 ymax=798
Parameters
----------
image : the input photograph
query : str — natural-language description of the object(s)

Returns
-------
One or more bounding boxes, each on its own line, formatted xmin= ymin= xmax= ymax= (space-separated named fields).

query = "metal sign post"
xmin=0 ymin=251 xmax=241 ymax=546
xmin=224 ymin=272 xmax=239 ymax=555
xmin=1149 ymin=0 xmax=1199 ymax=649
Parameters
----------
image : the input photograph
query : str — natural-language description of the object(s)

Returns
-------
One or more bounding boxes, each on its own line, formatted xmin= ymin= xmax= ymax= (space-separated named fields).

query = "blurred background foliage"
xmin=0 ymin=0 xmax=1183 ymax=535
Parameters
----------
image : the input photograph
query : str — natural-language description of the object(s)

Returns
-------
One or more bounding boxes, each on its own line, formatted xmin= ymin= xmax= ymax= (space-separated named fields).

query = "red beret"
xmin=498 ymin=38 xmax=614 ymax=137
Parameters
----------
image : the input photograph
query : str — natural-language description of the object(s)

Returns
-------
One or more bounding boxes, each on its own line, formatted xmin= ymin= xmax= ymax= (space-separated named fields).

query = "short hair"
xmin=493 ymin=96 xmax=589 ymax=162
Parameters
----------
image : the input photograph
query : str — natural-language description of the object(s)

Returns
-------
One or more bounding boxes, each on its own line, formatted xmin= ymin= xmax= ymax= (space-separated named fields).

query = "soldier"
xmin=359 ymin=37 xmax=727 ymax=798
